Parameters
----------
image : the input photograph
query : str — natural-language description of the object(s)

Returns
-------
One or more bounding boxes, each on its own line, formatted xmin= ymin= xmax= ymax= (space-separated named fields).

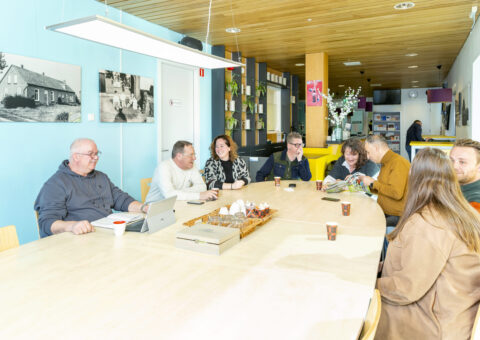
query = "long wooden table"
xmin=0 ymin=181 xmax=385 ymax=339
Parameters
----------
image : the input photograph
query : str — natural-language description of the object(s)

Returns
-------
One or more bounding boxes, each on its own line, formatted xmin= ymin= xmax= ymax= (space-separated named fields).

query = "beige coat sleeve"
xmin=378 ymin=231 xmax=452 ymax=305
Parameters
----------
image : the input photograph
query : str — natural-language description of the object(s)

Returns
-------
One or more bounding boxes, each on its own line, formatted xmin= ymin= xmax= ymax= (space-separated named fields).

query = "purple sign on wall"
xmin=427 ymin=88 xmax=452 ymax=103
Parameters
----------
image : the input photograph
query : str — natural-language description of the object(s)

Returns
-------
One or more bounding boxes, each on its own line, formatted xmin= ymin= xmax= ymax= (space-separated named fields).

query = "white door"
xmin=160 ymin=63 xmax=195 ymax=161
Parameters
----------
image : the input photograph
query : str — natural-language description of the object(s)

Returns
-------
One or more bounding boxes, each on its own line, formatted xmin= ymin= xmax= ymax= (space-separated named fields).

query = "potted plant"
xmin=243 ymin=96 xmax=255 ymax=113
xmin=225 ymin=116 xmax=238 ymax=135
xmin=225 ymin=74 xmax=240 ymax=97
xmin=256 ymin=82 xmax=267 ymax=97
xmin=256 ymin=117 xmax=265 ymax=130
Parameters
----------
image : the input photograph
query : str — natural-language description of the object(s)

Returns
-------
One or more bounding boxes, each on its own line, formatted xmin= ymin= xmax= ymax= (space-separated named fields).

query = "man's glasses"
xmin=77 ymin=151 xmax=102 ymax=159
xmin=289 ymin=143 xmax=304 ymax=148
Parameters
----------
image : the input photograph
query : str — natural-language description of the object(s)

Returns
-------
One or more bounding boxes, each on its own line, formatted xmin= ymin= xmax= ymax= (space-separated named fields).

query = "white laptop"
xmin=92 ymin=196 xmax=177 ymax=234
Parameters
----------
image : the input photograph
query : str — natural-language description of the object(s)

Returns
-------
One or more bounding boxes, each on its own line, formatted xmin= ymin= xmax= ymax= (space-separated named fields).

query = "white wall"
xmin=373 ymin=88 xmax=442 ymax=159
xmin=445 ymin=18 xmax=480 ymax=139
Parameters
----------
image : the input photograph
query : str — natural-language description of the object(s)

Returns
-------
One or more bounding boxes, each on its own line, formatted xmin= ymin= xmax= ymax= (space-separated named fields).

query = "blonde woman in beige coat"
xmin=375 ymin=148 xmax=480 ymax=340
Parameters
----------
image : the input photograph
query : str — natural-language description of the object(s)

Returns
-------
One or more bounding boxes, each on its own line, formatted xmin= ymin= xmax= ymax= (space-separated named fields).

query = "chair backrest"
xmin=472 ymin=303 xmax=480 ymax=340
xmin=0 ymin=225 xmax=20 ymax=252
xmin=140 ymin=177 xmax=152 ymax=203
xmin=359 ymin=289 xmax=382 ymax=340
xmin=34 ymin=209 xmax=41 ymax=238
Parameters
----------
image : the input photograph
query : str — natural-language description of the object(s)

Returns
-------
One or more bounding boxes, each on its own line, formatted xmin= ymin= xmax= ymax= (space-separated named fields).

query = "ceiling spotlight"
xmin=394 ymin=2 xmax=415 ymax=10
xmin=307 ymin=18 xmax=312 ymax=22
xmin=295 ymin=63 xmax=305 ymax=66
xmin=338 ymin=84 xmax=345 ymax=87
xmin=411 ymin=80 xmax=419 ymax=83
xmin=226 ymin=27 xmax=241 ymax=33
xmin=343 ymin=61 xmax=362 ymax=66
xmin=412 ymin=85 xmax=419 ymax=88
xmin=408 ymin=65 xmax=419 ymax=69
xmin=405 ymin=53 xmax=418 ymax=57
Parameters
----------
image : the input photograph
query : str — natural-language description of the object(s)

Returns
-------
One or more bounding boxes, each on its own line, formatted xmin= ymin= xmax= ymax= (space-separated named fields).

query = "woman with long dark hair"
xmin=375 ymin=148 xmax=480 ymax=340
xmin=204 ymin=135 xmax=250 ymax=190
xmin=324 ymin=138 xmax=378 ymax=185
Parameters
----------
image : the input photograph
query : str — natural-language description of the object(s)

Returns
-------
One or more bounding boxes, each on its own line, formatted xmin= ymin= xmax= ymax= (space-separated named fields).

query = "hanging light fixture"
xmin=46 ymin=15 xmax=244 ymax=69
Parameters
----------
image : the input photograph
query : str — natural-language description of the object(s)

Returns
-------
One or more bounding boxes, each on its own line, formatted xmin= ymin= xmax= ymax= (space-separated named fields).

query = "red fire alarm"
xmin=227 ymin=67 xmax=235 ymax=71
xmin=199 ymin=68 xmax=205 ymax=77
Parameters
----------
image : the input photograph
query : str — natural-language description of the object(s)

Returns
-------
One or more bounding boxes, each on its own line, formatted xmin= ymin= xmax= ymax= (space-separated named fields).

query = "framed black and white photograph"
xmin=0 ymin=52 xmax=81 ymax=122
xmin=99 ymin=70 xmax=154 ymax=123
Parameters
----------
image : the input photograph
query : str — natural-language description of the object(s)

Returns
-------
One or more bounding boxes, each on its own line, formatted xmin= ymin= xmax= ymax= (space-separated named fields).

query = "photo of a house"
xmin=0 ymin=52 xmax=81 ymax=122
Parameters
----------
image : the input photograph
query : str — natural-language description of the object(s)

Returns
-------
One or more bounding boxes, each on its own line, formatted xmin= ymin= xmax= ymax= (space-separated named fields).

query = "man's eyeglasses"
xmin=77 ymin=151 xmax=102 ymax=159
xmin=289 ymin=143 xmax=305 ymax=148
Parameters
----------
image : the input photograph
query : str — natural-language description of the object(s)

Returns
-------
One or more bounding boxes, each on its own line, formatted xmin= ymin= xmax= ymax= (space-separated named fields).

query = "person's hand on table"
xmin=200 ymin=190 xmax=218 ymax=201
xmin=232 ymin=180 xmax=244 ymax=190
xmin=360 ymin=175 xmax=375 ymax=187
xmin=69 ymin=220 xmax=95 ymax=235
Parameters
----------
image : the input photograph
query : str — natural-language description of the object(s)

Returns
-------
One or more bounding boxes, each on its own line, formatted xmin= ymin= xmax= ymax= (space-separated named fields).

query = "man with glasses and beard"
xmin=35 ymin=138 xmax=146 ymax=238
xmin=256 ymin=132 xmax=311 ymax=182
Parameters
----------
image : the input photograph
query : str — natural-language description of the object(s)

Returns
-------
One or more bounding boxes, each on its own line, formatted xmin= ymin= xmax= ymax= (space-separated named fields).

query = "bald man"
xmin=35 ymin=138 xmax=146 ymax=238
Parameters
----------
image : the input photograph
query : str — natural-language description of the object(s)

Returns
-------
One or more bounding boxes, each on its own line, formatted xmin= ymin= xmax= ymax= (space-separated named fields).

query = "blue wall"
xmin=0 ymin=0 xmax=212 ymax=244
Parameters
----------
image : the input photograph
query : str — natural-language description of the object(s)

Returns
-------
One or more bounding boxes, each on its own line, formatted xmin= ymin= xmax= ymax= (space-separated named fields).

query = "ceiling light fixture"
xmin=394 ymin=2 xmax=415 ymax=10
xmin=370 ymin=84 xmax=382 ymax=87
xmin=225 ymin=27 xmax=241 ymax=33
xmin=295 ymin=63 xmax=305 ymax=66
xmin=411 ymin=80 xmax=419 ymax=83
xmin=408 ymin=65 xmax=419 ymax=68
xmin=405 ymin=53 xmax=418 ymax=57
xmin=412 ymin=85 xmax=419 ymax=88
xmin=343 ymin=61 xmax=362 ymax=66
xmin=46 ymin=15 xmax=244 ymax=69
xmin=307 ymin=18 xmax=312 ymax=22
xmin=338 ymin=85 xmax=345 ymax=87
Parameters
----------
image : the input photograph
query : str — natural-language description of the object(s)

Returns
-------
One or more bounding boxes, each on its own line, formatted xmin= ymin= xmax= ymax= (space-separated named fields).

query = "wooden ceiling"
xmin=100 ymin=0 xmax=478 ymax=97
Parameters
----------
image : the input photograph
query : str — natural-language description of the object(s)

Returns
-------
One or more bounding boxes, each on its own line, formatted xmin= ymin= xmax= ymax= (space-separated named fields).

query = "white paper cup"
xmin=113 ymin=221 xmax=126 ymax=236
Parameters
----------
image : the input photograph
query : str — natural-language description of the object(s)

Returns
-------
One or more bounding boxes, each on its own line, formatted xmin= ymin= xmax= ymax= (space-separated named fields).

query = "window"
xmin=13 ymin=75 xmax=17 ymax=84
xmin=51 ymin=91 xmax=54 ymax=101
xmin=7 ymin=75 xmax=11 ymax=84
xmin=16 ymin=87 xmax=21 ymax=95
xmin=267 ymin=85 xmax=281 ymax=131
xmin=34 ymin=89 xmax=39 ymax=101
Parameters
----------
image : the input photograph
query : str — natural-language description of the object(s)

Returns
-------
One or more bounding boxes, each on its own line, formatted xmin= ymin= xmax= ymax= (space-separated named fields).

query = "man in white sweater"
xmin=146 ymin=141 xmax=217 ymax=202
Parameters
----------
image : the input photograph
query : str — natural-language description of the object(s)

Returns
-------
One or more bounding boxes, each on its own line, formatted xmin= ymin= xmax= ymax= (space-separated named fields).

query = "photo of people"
xmin=99 ymin=69 xmax=154 ymax=123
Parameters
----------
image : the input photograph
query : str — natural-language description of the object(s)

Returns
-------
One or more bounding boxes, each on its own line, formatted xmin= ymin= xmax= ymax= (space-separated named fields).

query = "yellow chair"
xmin=34 ymin=210 xmax=41 ymax=238
xmin=0 ymin=225 xmax=20 ymax=252
xmin=359 ymin=289 xmax=382 ymax=340
xmin=303 ymin=144 xmax=343 ymax=181
xmin=140 ymin=177 xmax=152 ymax=203
xmin=472 ymin=303 xmax=480 ymax=340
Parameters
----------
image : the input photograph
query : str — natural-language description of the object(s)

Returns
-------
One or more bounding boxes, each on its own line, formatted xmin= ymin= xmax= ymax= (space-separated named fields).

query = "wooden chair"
xmin=359 ymin=289 xmax=382 ymax=340
xmin=140 ymin=177 xmax=152 ymax=203
xmin=472 ymin=303 xmax=480 ymax=340
xmin=0 ymin=225 xmax=20 ymax=252
xmin=34 ymin=210 xmax=41 ymax=238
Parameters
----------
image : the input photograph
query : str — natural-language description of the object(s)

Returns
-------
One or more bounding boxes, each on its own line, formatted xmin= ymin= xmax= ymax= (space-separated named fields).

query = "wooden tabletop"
xmin=0 ymin=180 xmax=386 ymax=340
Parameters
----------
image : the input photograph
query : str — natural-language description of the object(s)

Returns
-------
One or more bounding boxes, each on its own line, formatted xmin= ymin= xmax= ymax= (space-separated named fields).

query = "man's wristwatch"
xmin=369 ymin=182 xmax=374 ymax=191
xmin=140 ymin=203 xmax=147 ymax=213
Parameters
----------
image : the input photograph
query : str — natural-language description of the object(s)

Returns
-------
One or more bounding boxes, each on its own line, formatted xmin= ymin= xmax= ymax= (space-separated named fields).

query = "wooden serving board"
xmin=183 ymin=207 xmax=277 ymax=238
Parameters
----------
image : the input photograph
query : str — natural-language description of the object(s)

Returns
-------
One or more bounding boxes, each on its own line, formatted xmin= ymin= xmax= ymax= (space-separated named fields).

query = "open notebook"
xmin=91 ymin=212 xmax=145 ymax=229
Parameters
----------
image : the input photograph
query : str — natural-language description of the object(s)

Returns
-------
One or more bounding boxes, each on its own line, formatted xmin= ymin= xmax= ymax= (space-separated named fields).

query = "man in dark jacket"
xmin=256 ymin=132 xmax=311 ymax=182
xmin=405 ymin=120 xmax=430 ymax=160
xmin=35 ymin=138 xmax=146 ymax=238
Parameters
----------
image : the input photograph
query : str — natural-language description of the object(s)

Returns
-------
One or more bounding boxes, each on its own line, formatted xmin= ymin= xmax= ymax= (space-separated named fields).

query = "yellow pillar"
xmin=305 ymin=53 xmax=328 ymax=147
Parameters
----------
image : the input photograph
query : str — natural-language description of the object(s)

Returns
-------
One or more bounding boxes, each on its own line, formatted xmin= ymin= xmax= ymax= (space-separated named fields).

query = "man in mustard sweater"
xmin=360 ymin=135 xmax=410 ymax=226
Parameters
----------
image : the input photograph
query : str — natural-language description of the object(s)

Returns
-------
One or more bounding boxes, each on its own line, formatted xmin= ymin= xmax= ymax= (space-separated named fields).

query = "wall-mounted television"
xmin=373 ymin=89 xmax=401 ymax=105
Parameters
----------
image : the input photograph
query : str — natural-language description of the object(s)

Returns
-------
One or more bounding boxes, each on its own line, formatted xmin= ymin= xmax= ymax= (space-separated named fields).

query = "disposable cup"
xmin=341 ymin=202 xmax=351 ymax=216
xmin=326 ymin=222 xmax=338 ymax=241
xmin=274 ymin=177 xmax=281 ymax=187
xmin=316 ymin=180 xmax=323 ymax=191
xmin=113 ymin=221 xmax=126 ymax=236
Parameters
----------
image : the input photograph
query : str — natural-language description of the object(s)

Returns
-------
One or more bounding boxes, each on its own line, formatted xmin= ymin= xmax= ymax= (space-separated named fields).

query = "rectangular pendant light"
xmin=46 ymin=15 xmax=244 ymax=69
xmin=427 ymin=88 xmax=452 ymax=103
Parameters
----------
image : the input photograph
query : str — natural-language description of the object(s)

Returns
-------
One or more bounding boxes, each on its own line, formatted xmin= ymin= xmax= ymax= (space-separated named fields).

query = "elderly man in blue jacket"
xmin=256 ymin=132 xmax=312 ymax=182
xmin=35 ymin=138 xmax=146 ymax=238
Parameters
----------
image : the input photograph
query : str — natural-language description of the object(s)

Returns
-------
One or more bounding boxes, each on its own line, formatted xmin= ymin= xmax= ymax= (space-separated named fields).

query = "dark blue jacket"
xmin=255 ymin=150 xmax=312 ymax=182
xmin=405 ymin=122 xmax=424 ymax=149
xmin=34 ymin=160 xmax=135 ymax=237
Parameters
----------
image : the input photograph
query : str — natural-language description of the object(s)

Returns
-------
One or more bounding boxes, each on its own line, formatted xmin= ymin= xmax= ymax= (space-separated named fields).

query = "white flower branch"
xmin=320 ymin=87 xmax=362 ymax=126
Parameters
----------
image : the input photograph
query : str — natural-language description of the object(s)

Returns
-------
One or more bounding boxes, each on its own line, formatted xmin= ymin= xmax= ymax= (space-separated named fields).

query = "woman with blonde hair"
xmin=204 ymin=135 xmax=250 ymax=190
xmin=375 ymin=148 xmax=480 ymax=340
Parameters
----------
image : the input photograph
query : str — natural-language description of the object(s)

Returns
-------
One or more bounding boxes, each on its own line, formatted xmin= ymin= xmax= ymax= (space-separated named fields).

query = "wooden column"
xmin=305 ymin=52 xmax=328 ymax=147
